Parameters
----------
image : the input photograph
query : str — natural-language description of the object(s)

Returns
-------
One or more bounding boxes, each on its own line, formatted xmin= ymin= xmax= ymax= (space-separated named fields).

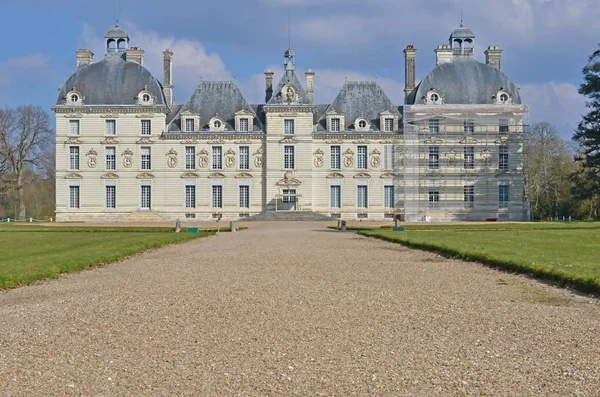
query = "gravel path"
xmin=1 ymin=222 xmax=599 ymax=396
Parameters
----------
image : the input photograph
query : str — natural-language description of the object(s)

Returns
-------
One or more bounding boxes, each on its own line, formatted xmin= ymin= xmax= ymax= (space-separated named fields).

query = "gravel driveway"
xmin=1 ymin=222 xmax=599 ymax=396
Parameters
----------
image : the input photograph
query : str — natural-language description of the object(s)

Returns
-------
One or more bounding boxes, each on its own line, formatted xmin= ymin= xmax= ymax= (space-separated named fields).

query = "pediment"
xmin=276 ymin=177 xmax=302 ymax=187
xmin=380 ymin=172 xmax=397 ymax=179
xmin=64 ymin=137 xmax=83 ymax=144
xmin=379 ymin=110 xmax=399 ymax=116
xmin=136 ymin=173 xmax=154 ymax=179
xmin=235 ymin=109 xmax=254 ymax=116
xmin=208 ymin=172 xmax=226 ymax=179
xmin=459 ymin=137 xmax=478 ymax=144
xmin=64 ymin=173 xmax=83 ymax=179
xmin=101 ymin=137 xmax=120 ymax=144
xmin=313 ymin=148 xmax=324 ymax=156
xmin=353 ymin=172 xmax=372 ymax=179
xmin=326 ymin=172 xmax=345 ymax=179
xmin=180 ymin=110 xmax=199 ymax=117
xmin=136 ymin=137 xmax=154 ymax=144
xmin=101 ymin=173 xmax=119 ymax=179
xmin=235 ymin=172 xmax=253 ymax=179
xmin=279 ymin=136 xmax=299 ymax=144
xmin=181 ymin=172 xmax=200 ymax=179
xmin=326 ymin=109 xmax=345 ymax=116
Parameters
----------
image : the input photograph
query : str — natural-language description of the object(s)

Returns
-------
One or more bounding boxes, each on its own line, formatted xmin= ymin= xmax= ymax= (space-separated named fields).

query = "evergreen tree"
xmin=572 ymin=46 xmax=600 ymax=216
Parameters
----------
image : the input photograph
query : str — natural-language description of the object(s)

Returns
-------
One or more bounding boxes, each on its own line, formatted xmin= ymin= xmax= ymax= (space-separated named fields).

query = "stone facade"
xmin=53 ymin=24 xmax=529 ymax=222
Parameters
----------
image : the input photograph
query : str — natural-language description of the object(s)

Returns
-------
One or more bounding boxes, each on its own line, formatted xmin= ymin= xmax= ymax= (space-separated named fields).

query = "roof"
xmin=318 ymin=81 xmax=399 ymax=131
xmin=266 ymin=69 xmax=312 ymax=106
xmin=105 ymin=26 xmax=129 ymax=40
xmin=168 ymin=81 xmax=262 ymax=132
xmin=408 ymin=58 xmax=521 ymax=105
xmin=450 ymin=26 xmax=475 ymax=40
xmin=55 ymin=56 xmax=166 ymax=106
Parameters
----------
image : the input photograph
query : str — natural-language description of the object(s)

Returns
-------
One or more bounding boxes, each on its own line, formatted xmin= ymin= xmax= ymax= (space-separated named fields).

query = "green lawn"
xmin=360 ymin=223 xmax=600 ymax=294
xmin=0 ymin=226 xmax=213 ymax=289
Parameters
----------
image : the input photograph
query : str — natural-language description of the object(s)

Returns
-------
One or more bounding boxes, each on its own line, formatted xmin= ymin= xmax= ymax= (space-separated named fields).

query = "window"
xmin=284 ymin=119 xmax=295 ymax=135
xmin=428 ymin=189 xmax=440 ymax=209
xmin=384 ymin=118 xmax=394 ymax=132
xmin=105 ymin=120 xmax=116 ymax=135
xmin=330 ymin=185 xmax=341 ymax=208
xmin=239 ymin=185 xmax=250 ymax=208
xmin=330 ymin=146 xmax=341 ymax=170
xmin=142 ymin=94 xmax=151 ymax=103
xmin=499 ymin=146 xmax=509 ymax=170
xmin=499 ymin=119 xmax=509 ymax=134
xmin=185 ymin=146 xmax=196 ymax=170
xmin=384 ymin=145 xmax=394 ymax=170
xmin=428 ymin=146 xmax=439 ymax=170
xmin=464 ymin=147 xmax=474 ymax=169
xmin=239 ymin=118 xmax=249 ymax=132
xmin=69 ymin=146 xmax=80 ymax=170
xmin=464 ymin=119 xmax=475 ymax=134
xmin=213 ymin=120 xmax=222 ymax=129
xmin=282 ymin=189 xmax=296 ymax=203
xmin=105 ymin=147 xmax=116 ymax=170
xmin=141 ymin=120 xmax=151 ymax=135
xmin=185 ymin=184 xmax=196 ymax=209
xmin=357 ymin=146 xmax=368 ymax=170
xmin=499 ymin=183 xmax=510 ymax=209
xmin=70 ymin=94 xmax=79 ymax=103
xmin=358 ymin=120 xmax=368 ymax=129
xmin=212 ymin=185 xmax=223 ymax=208
xmin=330 ymin=118 xmax=341 ymax=132
xmin=464 ymin=185 xmax=474 ymax=209
xmin=212 ymin=146 xmax=222 ymax=170
xmin=384 ymin=185 xmax=395 ymax=209
xmin=239 ymin=146 xmax=250 ymax=170
xmin=357 ymin=185 xmax=368 ymax=208
xmin=69 ymin=120 xmax=80 ymax=135
xmin=185 ymin=119 xmax=195 ymax=132
xmin=69 ymin=185 xmax=80 ymax=209
xmin=429 ymin=119 xmax=439 ymax=134
xmin=106 ymin=185 xmax=116 ymax=209
xmin=284 ymin=146 xmax=295 ymax=169
xmin=141 ymin=146 xmax=151 ymax=170
xmin=141 ymin=185 xmax=151 ymax=210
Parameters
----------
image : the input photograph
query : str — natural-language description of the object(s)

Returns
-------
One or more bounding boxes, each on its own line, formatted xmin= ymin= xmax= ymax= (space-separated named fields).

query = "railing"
xmin=0 ymin=217 xmax=53 ymax=223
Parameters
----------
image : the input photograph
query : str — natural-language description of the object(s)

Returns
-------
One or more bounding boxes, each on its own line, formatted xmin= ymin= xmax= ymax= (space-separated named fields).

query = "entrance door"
xmin=282 ymin=189 xmax=296 ymax=211
xmin=141 ymin=185 xmax=152 ymax=210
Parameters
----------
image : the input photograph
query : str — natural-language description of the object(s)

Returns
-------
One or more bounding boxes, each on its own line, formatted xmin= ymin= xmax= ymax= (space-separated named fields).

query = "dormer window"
xmin=210 ymin=117 xmax=226 ymax=132
xmin=495 ymin=90 xmax=512 ymax=105
xmin=354 ymin=118 xmax=369 ymax=131
xmin=384 ymin=118 xmax=394 ymax=132
xmin=239 ymin=118 xmax=249 ymax=132
xmin=326 ymin=111 xmax=345 ymax=132
xmin=137 ymin=87 xmax=155 ymax=106
xmin=65 ymin=88 xmax=83 ymax=106
xmin=235 ymin=110 xmax=254 ymax=132
xmin=185 ymin=118 xmax=195 ymax=132
xmin=426 ymin=90 xmax=443 ymax=105
xmin=331 ymin=118 xmax=340 ymax=132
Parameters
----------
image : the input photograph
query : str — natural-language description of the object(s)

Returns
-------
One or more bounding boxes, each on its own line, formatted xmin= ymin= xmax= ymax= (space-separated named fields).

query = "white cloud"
xmin=520 ymin=82 xmax=586 ymax=139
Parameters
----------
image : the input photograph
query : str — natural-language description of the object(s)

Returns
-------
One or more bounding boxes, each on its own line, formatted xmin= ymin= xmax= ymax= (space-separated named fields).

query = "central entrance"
xmin=275 ymin=189 xmax=303 ymax=211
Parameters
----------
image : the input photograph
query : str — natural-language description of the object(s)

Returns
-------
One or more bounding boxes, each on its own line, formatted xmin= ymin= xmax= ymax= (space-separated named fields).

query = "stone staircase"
xmin=244 ymin=211 xmax=336 ymax=222
xmin=124 ymin=210 xmax=167 ymax=223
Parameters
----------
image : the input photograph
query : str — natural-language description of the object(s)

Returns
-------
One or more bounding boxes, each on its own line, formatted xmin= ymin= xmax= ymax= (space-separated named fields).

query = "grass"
xmin=357 ymin=223 xmax=600 ymax=295
xmin=0 ymin=225 xmax=214 ymax=289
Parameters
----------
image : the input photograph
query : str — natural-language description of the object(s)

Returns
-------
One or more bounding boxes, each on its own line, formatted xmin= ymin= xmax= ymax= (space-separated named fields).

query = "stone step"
xmin=245 ymin=211 xmax=335 ymax=222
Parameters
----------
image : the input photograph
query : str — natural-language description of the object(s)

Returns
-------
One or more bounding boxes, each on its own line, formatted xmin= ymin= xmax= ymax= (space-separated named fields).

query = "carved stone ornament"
xmin=64 ymin=173 xmax=83 ymax=179
xmin=64 ymin=137 xmax=83 ymax=144
xmin=87 ymin=157 xmax=97 ymax=169
xmin=313 ymin=149 xmax=324 ymax=168
xmin=136 ymin=173 xmax=154 ymax=179
xmin=445 ymin=149 xmax=459 ymax=168
xmin=254 ymin=148 xmax=264 ymax=168
xmin=343 ymin=156 xmax=354 ymax=168
xmin=181 ymin=172 xmax=200 ymax=179
xmin=459 ymin=137 xmax=478 ymax=144
xmin=122 ymin=148 xmax=133 ymax=168
xmin=235 ymin=172 xmax=253 ymax=179
xmin=166 ymin=148 xmax=178 ymax=169
xmin=101 ymin=137 xmax=119 ymax=145
xmin=276 ymin=171 xmax=302 ymax=187
xmin=279 ymin=136 xmax=299 ymax=144
xmin=198 ymin=149 xmax=209 ymax=169
xmin=370 ymin=156 xmax=381 ymax=168
xmin=226 ymin=156 xmax=235 ymax=168
xmin=380 ymin=172 xmax=396 ymax=179
xmin=353 ymin=172 xmax=372 ymax=179
xmin=101 ymin=173 xmax=119 ymax=179
xmin=208 ymin=172 xmax=226 ymax=179
xmin=180 ymin=139 xmax=199 ymax=144
xmin=137 ymin=137 xmax=154 ymax=144
xmin=100 ymin=114 xmax=120 ymax=118
xmin=326 ymin=172 xmax=344 ymax=179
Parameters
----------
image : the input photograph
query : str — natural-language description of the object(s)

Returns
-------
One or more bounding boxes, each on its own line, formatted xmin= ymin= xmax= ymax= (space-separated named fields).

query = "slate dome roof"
xmin=105 ymin=26 xmax=129 ymax=39
xmin=409 ymin=58 xmax=521 ymax=105
xmin=56 ymin=56 xmax=166 ymax=106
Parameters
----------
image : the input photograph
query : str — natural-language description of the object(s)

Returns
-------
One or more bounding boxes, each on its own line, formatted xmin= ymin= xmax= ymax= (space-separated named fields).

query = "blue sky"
xmin=1 ymin=0 xmax=598 ymax=139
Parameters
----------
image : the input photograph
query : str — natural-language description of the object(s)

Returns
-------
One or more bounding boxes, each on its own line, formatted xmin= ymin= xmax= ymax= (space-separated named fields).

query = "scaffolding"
xmin=402 ymin=105 xmax=530 ymax=222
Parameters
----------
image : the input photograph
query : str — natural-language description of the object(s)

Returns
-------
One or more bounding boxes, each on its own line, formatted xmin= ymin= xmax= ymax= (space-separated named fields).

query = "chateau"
xmin=53 ymin=24 xmax=529 ymax=222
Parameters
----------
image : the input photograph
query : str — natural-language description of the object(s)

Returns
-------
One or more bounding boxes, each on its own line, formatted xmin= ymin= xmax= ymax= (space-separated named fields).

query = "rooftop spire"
xmin=460 ymin=0 xmax=463 ymax=27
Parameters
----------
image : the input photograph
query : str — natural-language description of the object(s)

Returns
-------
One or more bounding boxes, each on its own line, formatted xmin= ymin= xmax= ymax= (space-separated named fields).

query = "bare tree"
xmin=524 ymin=122 xmax=575 ymax=219
xmin=0 ymin=106 xmax=52 ymax=219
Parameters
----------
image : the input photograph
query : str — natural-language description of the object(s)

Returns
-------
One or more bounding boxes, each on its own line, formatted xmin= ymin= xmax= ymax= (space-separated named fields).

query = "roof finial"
xmin=288 ymin=10 xmax=291 ymax=49
xmin=116 ymin=0 xmax=120 ymax=27
xmin=460 ymin=0 xmax=464 ymax=27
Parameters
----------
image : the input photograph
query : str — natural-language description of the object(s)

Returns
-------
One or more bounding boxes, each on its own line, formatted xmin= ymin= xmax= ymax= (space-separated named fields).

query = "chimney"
xmin=484 ymin=46 xmax=503 ymax=70
xmin=125 ymin=47 xmax=144 ymax=65
xmin=265 ymin=69 xmax=274 ymax=103
xmin=403 ymin=45 xmax=417 ymax=104
xmin=435 ymin=45 xmax=454 ymax=66
xmin=305 ymin=69 xmax=315 ymax=103
xmin=163 ymin=49 xmax=174 ymax=107
xmin=76 ymin=49 xmax=94 ymax=69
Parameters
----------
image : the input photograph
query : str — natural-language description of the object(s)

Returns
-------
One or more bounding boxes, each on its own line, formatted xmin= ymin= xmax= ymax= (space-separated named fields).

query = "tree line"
xmin=1 ymin=45 xmax=599 ymax=221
